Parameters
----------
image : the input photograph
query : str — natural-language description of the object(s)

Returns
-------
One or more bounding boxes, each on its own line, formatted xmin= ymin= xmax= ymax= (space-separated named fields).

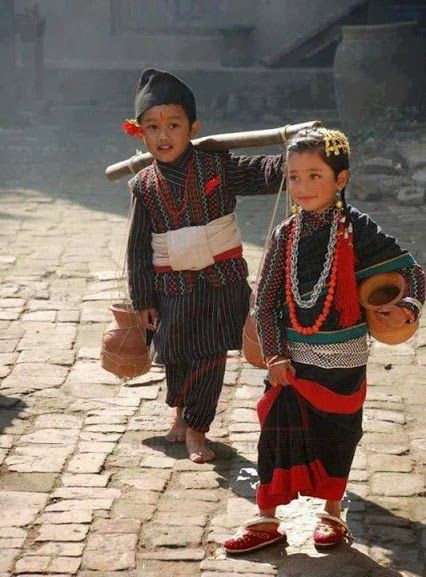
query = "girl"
xmin=224 ymin=127 xmax=424 ymax=553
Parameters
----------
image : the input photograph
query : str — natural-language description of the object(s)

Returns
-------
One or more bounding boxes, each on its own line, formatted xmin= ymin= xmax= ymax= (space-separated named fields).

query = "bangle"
xmin=269 ymin=360 xmax=290 ymax=368
xmin=268 ymin=358 xmax=291 ymax=368
xmin=400 ymin=297 xmax=423 ymax=317
xmin=265 ymin=355 xmax=280 ymax=366
xmin=401 ymin=307 xmax=416 ymax=324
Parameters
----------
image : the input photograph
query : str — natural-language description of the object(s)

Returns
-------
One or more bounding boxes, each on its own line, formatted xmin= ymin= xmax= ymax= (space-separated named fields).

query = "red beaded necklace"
xmin=285 ymin=216 xmax=345 ymax=335
xmin=153 ymin=156 xmax=196 ymax=219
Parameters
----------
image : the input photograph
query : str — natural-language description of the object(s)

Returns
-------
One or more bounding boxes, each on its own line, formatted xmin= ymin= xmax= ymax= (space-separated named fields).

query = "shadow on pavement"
xmin=274 ymin=546 xmax=404 ymax=576
xmin=141 ymin=433 xmax=239 ymax=465
xmin=142 ymin=434 xmax=423 ymax=576
xmin=0 ymin=395 xmax=27 ymax=435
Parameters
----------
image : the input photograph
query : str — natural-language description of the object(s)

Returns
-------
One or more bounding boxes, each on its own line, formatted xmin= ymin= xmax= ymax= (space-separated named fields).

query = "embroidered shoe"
xmin=223 ymin=517 xmax=287 ymax=555
xmin=313 ymin=512 xmax=350 ymax=547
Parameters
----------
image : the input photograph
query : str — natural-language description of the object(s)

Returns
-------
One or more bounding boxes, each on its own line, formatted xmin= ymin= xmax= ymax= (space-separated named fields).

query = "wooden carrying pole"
xmin=105 ymin=120 xmax=322 ymax=182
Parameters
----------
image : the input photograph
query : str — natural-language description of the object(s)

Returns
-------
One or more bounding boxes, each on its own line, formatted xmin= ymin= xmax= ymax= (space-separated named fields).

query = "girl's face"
xmin=139 ymin=104 xmax=200 ymax=163
xmin=286 ymin=150 xmax=349 ymax=213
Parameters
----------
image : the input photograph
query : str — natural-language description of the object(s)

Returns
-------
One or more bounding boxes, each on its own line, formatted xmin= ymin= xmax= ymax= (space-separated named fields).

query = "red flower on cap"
xmin=122 ymin=119 xmax=144 ymax=138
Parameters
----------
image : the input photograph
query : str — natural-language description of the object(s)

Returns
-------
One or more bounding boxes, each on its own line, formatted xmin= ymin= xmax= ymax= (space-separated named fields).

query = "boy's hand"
xmin=268 ymin=361 xmax=295 ymax=387
xmin=375 ymin=304 xmax=410 ymax=327
xmin=137 ymin=308 xmax=158 ymax=331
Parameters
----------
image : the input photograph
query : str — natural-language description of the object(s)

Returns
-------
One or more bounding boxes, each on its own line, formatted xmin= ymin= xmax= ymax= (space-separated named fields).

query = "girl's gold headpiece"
xmin=316 ymin=128 xmax=351 ymax=158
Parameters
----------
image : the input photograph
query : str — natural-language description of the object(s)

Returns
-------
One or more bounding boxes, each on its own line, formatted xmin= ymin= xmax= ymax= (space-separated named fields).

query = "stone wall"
xmin=43 ymin=66 xmax=335 ymax=117
xmin=16 ymin=0 xmax=365 ymax=67
xmin=12 ymin=0 xmax=367 ymax=112
xmin=252 ymin=0 xmax=365 ymax=62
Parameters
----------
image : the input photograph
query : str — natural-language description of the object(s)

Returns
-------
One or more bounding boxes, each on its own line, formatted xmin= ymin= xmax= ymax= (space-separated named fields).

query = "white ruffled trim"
xmin=316 ymin=511 xmax=349 ymax=531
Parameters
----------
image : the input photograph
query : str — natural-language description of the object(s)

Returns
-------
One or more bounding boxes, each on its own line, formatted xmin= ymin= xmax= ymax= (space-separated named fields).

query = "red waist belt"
xmin=153 ymin=245 xmax=243 ymax=273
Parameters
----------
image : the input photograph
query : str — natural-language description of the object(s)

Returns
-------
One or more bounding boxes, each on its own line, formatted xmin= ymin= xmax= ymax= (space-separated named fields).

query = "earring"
xmin=335 ymin=190 xmax=343 ymax=209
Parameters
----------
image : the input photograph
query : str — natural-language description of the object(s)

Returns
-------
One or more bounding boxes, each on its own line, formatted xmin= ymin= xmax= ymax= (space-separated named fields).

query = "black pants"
xmin=165 ymin=354 xmax=227 ymax=432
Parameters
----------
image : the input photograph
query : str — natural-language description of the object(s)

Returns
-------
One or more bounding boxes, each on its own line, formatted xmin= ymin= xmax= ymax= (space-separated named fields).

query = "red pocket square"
xmin=204 ymin=176 xmax=221 ymax=195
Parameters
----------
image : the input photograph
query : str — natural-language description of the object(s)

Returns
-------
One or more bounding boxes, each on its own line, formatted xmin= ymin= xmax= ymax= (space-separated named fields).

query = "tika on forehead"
xmin=318 ymin=128 xmax=351 ymax=158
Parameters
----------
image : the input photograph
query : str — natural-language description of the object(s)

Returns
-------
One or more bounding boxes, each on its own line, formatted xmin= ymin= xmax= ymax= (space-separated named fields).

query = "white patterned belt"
xmin=287 ymin=335 xmax=369 ymax=369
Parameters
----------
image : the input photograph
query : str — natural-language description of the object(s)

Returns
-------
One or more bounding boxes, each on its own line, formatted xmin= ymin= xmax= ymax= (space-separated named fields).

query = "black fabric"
xmin=165 ymin=355 xmax=227 ymax=432
xmin=257 ymin=361 xmax=365 ymax=487
xmin=253 ymin=203 xmax=423 ymax=507
xmin=153 ymin=278 xmax=251 ymax=364
xmin=127 ymin=147 xmax=283 ymax=308
xmin=278 ymin=205 xmax=410 ymax=330
xmin=134 ymin=68 xmax=196 ymax=123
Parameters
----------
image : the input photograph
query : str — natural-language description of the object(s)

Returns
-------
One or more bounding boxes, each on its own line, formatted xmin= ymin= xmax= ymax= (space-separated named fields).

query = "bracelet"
xmin=265 ymin=355 xmax=281 ymax=366
xmin=268 ymin=359 xmax=291 ymax=368
xmin=401 ymin=307 xmax=416 ymax=324
xmin=400 ymin=297 xmax=423 ymax=316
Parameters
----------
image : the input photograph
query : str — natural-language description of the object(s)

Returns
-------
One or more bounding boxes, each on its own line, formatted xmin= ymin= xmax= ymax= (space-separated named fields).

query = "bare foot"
xmin=165 ymin=407 xmax=187 ymax=443
xmin=186 ymin=428 xmax=215 ymax=463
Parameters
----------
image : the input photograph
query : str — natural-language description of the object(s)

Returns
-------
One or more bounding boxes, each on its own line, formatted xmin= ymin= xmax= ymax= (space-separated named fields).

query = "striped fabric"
xmin=126 ymin=144 xmax=282 ymax=360
xmin=166 ymin=354 xmax=227 ymax=432
xmin=125 ymin=144 xmax=282 ymax=431
xmin=153 ymin=279 xmax=251 ymax=364
xmin=126 ymin=144 xmax=283 ymax=308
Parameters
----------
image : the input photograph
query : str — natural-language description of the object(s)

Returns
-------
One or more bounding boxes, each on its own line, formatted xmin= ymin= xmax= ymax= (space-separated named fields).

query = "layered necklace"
xmin=153 ymin=156 xmax=196 ymax=220
xmin=285 ymin=208 xmax=344 ymax=335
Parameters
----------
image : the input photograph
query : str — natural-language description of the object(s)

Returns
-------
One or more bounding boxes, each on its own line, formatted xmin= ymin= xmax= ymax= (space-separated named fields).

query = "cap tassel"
xmin=334 ymin=219 xmax=361 ymax=328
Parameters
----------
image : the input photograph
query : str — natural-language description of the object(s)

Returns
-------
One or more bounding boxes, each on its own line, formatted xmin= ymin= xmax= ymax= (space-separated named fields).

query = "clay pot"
xmin=243 ymin=310 xmax=266 ymax=369
xmin=100 ymin=303 xmax=151 ymax=379
xmin=358 ymin=272 xmax=418 ymax=344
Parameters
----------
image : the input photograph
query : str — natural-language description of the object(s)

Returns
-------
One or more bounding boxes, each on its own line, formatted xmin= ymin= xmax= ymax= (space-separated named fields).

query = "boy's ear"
xmin=190 ymin=120 xmax=201 ymax=138
xmin=136 ymin=125 xmax=146 ymax=144
xmin=337 ymin=169 xmax=349 ymax=189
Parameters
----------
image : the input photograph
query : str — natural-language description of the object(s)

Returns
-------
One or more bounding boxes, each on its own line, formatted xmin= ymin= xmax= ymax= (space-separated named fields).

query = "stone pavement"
xmin=0 ymin=113 xmax=425 ymax=577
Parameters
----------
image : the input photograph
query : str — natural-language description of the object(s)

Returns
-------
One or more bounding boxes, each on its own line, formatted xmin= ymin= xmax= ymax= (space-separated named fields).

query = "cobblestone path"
xmin=0 ymin=117 xmax=425 ymax=577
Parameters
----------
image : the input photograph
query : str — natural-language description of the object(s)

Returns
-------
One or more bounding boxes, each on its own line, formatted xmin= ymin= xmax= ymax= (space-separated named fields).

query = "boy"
xmin=126 ymin=68 xmax=284 ymax=463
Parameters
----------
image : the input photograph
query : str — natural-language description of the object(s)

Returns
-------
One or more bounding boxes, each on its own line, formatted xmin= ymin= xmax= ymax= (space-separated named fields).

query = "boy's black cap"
xmin=134 ymin=68 xmax=196 ymax=123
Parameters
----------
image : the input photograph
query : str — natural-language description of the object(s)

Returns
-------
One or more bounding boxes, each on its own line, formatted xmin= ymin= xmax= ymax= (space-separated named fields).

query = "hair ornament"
xmin=317 ymin=128 xmax=351 ymax=158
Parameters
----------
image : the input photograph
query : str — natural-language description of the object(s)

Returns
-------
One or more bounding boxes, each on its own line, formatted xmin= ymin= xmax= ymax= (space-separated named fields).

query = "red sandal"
xmin=313 ymin=512 xmax=350 ymax=547
xmin=223 ymin=517 xmax=287 ymax=555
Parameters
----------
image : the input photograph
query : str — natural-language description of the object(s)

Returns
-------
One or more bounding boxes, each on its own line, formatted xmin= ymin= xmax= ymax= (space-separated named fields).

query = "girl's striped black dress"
xmin=254 ymin=206 xmax=425 ymax=508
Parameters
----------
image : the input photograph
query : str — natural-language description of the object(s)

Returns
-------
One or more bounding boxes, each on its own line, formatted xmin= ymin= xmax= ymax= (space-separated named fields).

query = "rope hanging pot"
xmin=242 ymin=173 xmax=287 ymax=369
xmin=242 ymin=305 xmax=267 ymax=369
xmin=100 ymin=303 xmax=152 ymax=379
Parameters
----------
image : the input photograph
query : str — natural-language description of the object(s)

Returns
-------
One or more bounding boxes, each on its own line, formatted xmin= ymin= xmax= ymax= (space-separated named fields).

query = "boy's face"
xmin=287 ymin=150 xmax=349 ymax=213
xmin=139 ymin=104 xmax=200 ymax=163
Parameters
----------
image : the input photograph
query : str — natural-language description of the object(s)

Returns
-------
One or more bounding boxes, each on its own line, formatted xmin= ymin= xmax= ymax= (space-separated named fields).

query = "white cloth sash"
xmin=151 ymin=213 xmax=242 ymax=271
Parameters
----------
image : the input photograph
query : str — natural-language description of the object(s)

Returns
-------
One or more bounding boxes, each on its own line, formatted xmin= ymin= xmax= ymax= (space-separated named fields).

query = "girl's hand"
xmin=268 ymin=360 xmax=295 ymax=388
xmin=137 ymin=308 xmax=158 ymax=331
xmin=375 ymin=304 xmax=410 ymax=327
